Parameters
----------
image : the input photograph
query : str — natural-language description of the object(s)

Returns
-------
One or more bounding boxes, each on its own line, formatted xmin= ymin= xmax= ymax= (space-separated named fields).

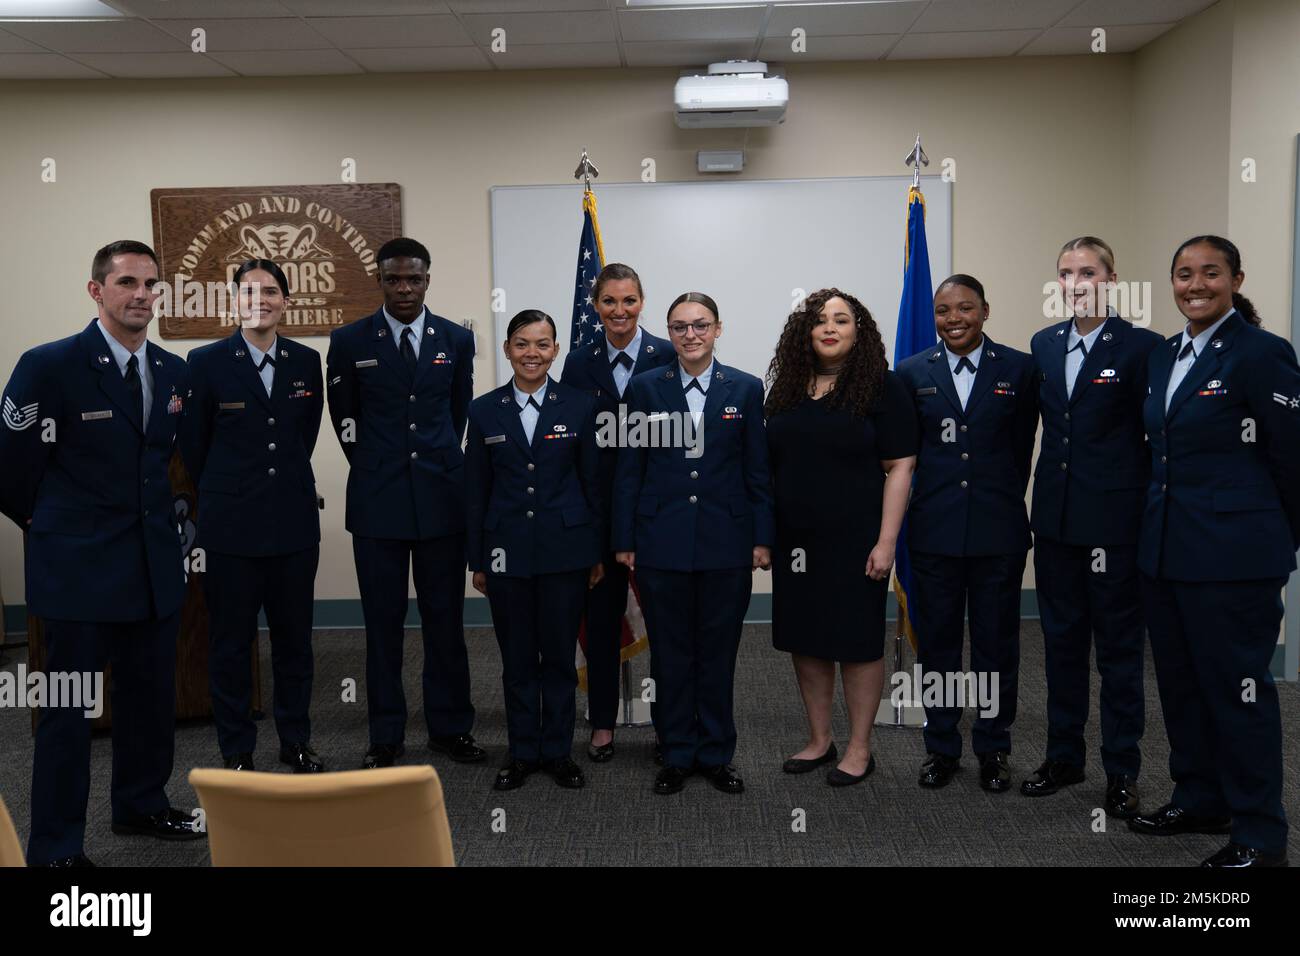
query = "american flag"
xmin=569 ymin=188 xmax=605 ymax=351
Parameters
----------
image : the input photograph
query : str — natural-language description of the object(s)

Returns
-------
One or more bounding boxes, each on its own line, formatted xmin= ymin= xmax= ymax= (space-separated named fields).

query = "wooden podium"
xmin=26 ymin=450 xmax=262 ymax=732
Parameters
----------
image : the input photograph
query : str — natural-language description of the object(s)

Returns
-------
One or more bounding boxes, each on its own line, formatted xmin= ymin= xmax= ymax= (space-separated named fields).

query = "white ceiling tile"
xmin=448 ymin=0 xmax=608 ymax=11
xmin=758 ymin=33 xmax=896 ymax=62
xmin=65 ymin=50 xmax=236 ymax=76
xmin=151 ymin=18 xmax=333 ymax=51
xmin=280 ymin=1 xmax=451 ymax=13
xmin=910 ymin=0 xmax=1079 ymax=33
xmin=0 ymin=52 xmax=107 ymax=77
xmin=491 ymin=40 xmax=620 ymax=69
xmin=109 ymin=0 xmax=294 ymax=16
xmin=1021 ymin=22 xmax=1177 ymax=55
xmin=888 ymin=29 xmax=1043 ymax=59
xmin=1 ymin=18 xmax=186 ymax=52
xmin=0 ymin=28 xmax=44 ymax=53
xmin=622 ymin=39 xmax=754 ymax=68
xmin=211 ymin=48 xmax=364 ymax=75
xmin=766 ymin=1 xmax=927 ymax=37
xmin=459 ymin=11 xmax=614 ymax=45
xmin=307 ymin=14 xmax=472 ymax=47
xmin=618 ymin=6 xmax=767 ymax=43
xmin=1062 ymin=0 xmax=1218 ymax=28
xmin=345 ymin=45 xmax=491 ymax=70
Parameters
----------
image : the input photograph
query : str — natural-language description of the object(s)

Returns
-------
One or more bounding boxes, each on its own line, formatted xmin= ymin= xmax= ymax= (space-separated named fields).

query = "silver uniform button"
xmin=689 ymin=471 xmax=699 ymax=479
xmin=960 ymin=424 xmax=968 ymax=432
xmin=526 ymin=510 xmax=534 ymax=518
xmin=409 ymin=395 xmax=416 ymax=402
xmin=688 ymin=495 xmax=698 ymax=503
xmin=960 ymin=453 xmax=968 ymax=460
xmin=409 ymin=423 xmax=416 ymax=431
xmin=268 ymin=443 xmax=276 ymax=451
xmin=1060 ymin=462 xmax=1068 ymax=470
xmin=1063 ymin=437 xmax=1069 ymax=445
xmin=960 ymin=480 xmax=968 ymax=488
xmin=527 ymin=463 xmax=535 ymax=471
xmin=410 ymin=452 xmax=418 ymax=459
xmin=268 ymin=468 xmax=276 ymax=477
xmin=526 ymin=487 xmax=535 ymax=495
xmin=267 ymin=417 xmax=276 ymax=426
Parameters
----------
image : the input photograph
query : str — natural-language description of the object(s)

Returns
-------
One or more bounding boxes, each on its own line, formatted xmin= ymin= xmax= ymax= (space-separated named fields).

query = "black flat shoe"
xmin=361 ymin=742 xmax=404 ymax=769
xmin=544 ymin=757 xmax=586 ymax=789
xmin=587 ymin=739 xmax=615 ymax=763
xmin=1201 ymin=842 xmax=1288 ymax=868
xmin=978 ymin=752 xmax=1012 ymax=793
xmin=782 ymin=743 xmax=838 ymax=775
xmin=1019 ymin=759 xmax=1084 ymax=797
xmin=279 ymin=742 xmax=325 ymax=773
xmin=698 ymin=764 xmax=744 ymax=795
xmin=919 ymin=752 xmax=960 ymax=788
xmin=38 ymin=854 xmax=96 ymax=867
xmin=1127 ymin=803 xmax=1231 ymax=837
xmin=429 ymin=733 xmax=487 ymax=763
xmin=827 ymin=754 xmax=876 ymax=787
xmin=1104 ymin=774 xmax=1141 ymax=818
xmin=223 ymin=752 xmax=255 ymax=771
xmin=111 ymin=808 xmax=205 ymax=841
xmin=494 ymin=759 xmax=540 ymax=791
xmin=653 ymin=766 xmax=691 ymax=795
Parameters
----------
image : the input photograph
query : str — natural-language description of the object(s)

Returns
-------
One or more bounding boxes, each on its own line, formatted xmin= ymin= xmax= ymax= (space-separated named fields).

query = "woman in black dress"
xmin=765 ymin=288 xmax=918 ymax=785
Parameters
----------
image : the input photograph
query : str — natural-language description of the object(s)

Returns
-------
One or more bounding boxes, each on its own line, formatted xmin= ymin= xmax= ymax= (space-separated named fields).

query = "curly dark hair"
xmin=764 ymin=288 xmax=887 ymax=419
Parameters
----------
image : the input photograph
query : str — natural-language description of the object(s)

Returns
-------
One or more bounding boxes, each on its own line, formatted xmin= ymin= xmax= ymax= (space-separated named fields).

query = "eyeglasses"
xmin=667 ymin=320 xmax=716 ymax=336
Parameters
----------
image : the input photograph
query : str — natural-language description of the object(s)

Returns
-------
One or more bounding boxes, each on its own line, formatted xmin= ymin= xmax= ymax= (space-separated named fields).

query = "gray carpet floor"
xmin=1 ymin=622 xmax=1296 ymax=867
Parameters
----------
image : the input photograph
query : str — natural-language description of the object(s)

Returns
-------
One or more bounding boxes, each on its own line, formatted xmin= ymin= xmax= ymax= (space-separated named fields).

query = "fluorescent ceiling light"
xmin=0 ymin=0 xmax=124 ymax=18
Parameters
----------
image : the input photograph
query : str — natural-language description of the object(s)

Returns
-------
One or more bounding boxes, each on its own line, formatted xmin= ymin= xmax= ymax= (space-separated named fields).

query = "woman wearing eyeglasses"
xmin=613 ymin=292 xmax=774 ymax=796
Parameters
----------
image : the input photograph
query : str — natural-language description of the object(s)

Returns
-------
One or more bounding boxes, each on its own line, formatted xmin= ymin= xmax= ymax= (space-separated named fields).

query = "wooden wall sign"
xmin=150 ymin=182 xmax=402 ymax=339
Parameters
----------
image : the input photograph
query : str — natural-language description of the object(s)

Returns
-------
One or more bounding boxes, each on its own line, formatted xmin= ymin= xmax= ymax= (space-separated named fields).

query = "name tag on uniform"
xmin=219 ymin=402 xmax=245 ymax=410
xmin=354 ymin=359 xmax=379 ymax=368
xmin=484 ymin=435 xmax=507 ymax=445
xmin=81 ymin=409 xmax=112 ymax=421
xmin=647 ymin=412 xmax=670 ymax=422
xmin=915 ymin=387 xmax=937 ymax=396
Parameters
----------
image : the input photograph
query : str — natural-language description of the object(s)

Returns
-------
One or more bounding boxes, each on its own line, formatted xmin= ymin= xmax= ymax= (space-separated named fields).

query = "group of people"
xmin=0 ymin=232 xmax=1295 ymax=869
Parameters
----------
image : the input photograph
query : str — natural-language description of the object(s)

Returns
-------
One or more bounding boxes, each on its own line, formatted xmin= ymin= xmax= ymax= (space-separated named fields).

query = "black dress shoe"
xmin=493 ymin=759 xmax=540 ymax=791
xmin=1019 ymin=759 xmax=1085 ymax=797
xmin=544 ymin=757 xmax=586 ymax=789
xmin=699 ymin=764 xmax=744 ymax=794
xmin=782 ymin=743 xmax=838 ymax=775
xmin=429 ymin=733 xmax=487 ymax=763
xmin=111 ymin=808 xmax=205 ymax=841
xmin=1128 ymin=803 xmax=1232 ymax=836
xmin=587 ymin=739 xmax=615 ymax=763
xmin=1104 ymin=774 xmax=1141 ymax=818
xmin=1201 ymin=842 xmax=1289 ymax=868
xmin=653 ymin=766 xmax=691 ymax=795
xmin=279 ymin=742 xmax=325 ymax=773
xmin=653 ymin=739 xmax=664 ymax=766
xmin=223 ymin=752 xmax=255 ymax=771
xmin=918 ymin=753 xmax=960 ymax=788
xmin=361 ymin=742 xmax=404 ymax=769
xmin=978 ymin=752 xmax=1012 ymax=793
xmin=827 ymin=754 xmax=876 ymax=787
xmin=39 ymin=854 xmax=96 ymax=867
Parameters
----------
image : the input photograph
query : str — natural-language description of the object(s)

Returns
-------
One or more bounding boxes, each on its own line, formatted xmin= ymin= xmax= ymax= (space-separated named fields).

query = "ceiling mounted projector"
xmin=674 ymin=61 xmax=788 ymax=129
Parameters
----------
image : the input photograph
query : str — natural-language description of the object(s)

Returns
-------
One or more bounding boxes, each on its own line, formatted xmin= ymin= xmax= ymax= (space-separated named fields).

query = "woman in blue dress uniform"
xmin=465 ymin=310 xmax=605 ymax=792
xmin=613 ymin=292 xmax=774 ymax=796
xmin=180 ymin=259 xmax=325 ymax=772
xmin=896 ymin=274 xmax=1038 ymax=793
xmin=1024 ymin=237 xmax=1162 ymax=816
xmin=1128 ymin=236 xmax=1299 ymax=867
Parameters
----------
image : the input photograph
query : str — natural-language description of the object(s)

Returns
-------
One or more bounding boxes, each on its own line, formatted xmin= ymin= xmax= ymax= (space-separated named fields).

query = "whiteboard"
xmin=489 ymin=175 xmax=952 ymax=387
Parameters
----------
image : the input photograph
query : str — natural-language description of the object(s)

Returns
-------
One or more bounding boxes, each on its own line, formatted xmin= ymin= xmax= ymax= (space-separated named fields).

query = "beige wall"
xmin=2 ymin=2 xmax=1293 ymax=610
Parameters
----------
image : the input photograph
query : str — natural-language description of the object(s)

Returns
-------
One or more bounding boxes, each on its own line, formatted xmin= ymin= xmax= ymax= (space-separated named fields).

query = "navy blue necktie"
xmin=611 ymin=352 xmax=633 ymax=371
xmin=400 ymin=327 xmax=417 ymax=375
xmin=684 ymin=379 xmax=703 ymax=394
xmin=955 ymin=357 xmax=976 ymax=375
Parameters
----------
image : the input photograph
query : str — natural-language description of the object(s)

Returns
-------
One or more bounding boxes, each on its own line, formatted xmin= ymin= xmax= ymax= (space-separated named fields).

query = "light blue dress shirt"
xmin=514 ymin=377 xmax=546 ymax=444
xmin=245 ymin=335 xmax=278 ymax=397
xmin=96 ymin=318 xmax=153 ymax=428
xmin=384 ymin=305 xmax=424 ymax=361
xmin=1164 ymin=309 xmax=1234 ymax=411
xmin=606 ymin=326 xmax=642 ymax=398
xmin=680 ymin=358 xmax=713 ymax=427
xmin=1065 ymin=318 xmax=1106 ymax=398
xmin=945 ymin=337 xmax=984 ymax=410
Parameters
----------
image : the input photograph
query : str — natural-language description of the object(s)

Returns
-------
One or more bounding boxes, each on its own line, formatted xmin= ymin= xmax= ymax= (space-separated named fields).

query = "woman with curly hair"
xmin=765 ymin=288 xmax=917 ymax=786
